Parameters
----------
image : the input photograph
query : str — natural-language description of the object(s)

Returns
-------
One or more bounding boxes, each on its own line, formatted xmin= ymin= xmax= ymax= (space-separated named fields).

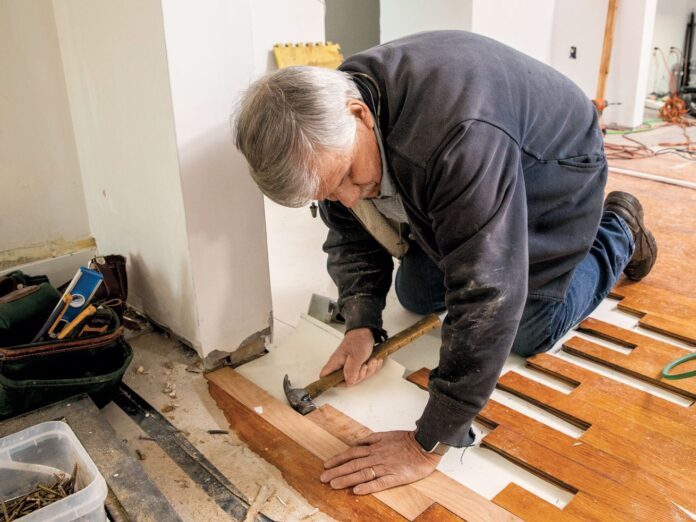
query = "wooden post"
xmin=595 ymin=0 xmax=619 ymax=114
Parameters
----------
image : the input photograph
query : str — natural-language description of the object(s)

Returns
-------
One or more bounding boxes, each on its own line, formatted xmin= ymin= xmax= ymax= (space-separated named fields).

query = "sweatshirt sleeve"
xmin=415 ymin=121 xmax=529 ymax=449
xmin=319 ymin=200 xmax=394 ymax=336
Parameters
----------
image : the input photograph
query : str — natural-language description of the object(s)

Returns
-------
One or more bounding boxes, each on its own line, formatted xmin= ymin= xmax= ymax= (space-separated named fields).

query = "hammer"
xmin=283 ymin=314 xmax=441 ymax=414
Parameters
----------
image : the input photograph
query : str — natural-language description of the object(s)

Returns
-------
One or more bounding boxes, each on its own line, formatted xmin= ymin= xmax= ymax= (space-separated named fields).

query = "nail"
xmin=319 ymin=473 xmax=328 ymax=482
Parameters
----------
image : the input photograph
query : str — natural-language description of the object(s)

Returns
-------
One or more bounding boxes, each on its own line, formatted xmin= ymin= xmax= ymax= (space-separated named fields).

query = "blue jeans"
xmin=395 ymin=212 xmax=635 ymax=357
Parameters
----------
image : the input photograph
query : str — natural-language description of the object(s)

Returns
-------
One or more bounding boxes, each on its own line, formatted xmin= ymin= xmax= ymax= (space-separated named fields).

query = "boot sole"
xmin=625 ymin=229 xmax=658 ymax=281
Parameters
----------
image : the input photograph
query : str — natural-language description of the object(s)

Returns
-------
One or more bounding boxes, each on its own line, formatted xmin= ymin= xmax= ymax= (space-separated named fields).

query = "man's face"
xmin=313 ymin=100 xmax=382 ymax=208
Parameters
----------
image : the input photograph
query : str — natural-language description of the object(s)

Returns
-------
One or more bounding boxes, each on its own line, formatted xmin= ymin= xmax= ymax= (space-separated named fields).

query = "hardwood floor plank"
xmin=207 ymin=368 xmax=433 ymax=520
xmin=409 ymin=366 xmax=696 ymax=491
xmin=483 ymin=427 xmax=693 ymax=521
xmin=563 ymin=334 xmax=696 ymax=399
xmin=412 ymin=503 xmax=465 ymax=521
xmin=406 ymin=368 xmax=430 ymax=391
xmin=305 ymin=404 xmax=520 ymax=521
xmin=208 ymin=381 xmax=406 ymax=521
xmin=492 ymin=483 xmax=584 ymax=522
xmin=527 ymin=354 xmax=695 ymax=424
xmin=638 ymin=314 xmax=696 ymax=346
xmin=605 ymin=173 xmax=696 ymax=299
xmin=481 ymin=400 xmax=696 ymax=507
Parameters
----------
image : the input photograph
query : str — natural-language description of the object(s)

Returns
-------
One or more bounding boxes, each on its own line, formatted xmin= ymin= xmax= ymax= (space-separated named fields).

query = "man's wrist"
xmin=345 ymin=326 xmax=387 ymax=344
xmin=345 ymin=327 xmax=372 ymax=339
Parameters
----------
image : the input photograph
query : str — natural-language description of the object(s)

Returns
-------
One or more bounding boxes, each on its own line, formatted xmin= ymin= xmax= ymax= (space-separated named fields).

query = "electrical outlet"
xmin=570 ymin=46 xmax=577 ymax=59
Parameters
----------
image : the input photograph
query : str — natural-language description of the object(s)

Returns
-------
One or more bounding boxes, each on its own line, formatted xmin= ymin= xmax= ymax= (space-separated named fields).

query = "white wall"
xmin=472 ymin=0 xmax=555 ymax=63
xmin=53 ymin=0 xmax=201 ymax=345
xmin=648 ymin=0 xmax=696 ymax=94
xmin=159 ymin=0 xmax=322 ymax=356
xmin=469 ymin=0 xmax=658 ymax=128
xmin=377 ymin=0 xmax=656 ymax=127
xmin=0 ymin=1 xmax=91 ymax=255
xmin=326 ymin=0 xmax=380 ymax=58
xmin=52 ymin=0 xmax=325 ymax=358
xmin=550 ymin=0 xmax=657 ymax=128
xmin=250 ymin=0 xmax=326 ymax=74
xmin=380 ymin=0 xmax=472 ymax=43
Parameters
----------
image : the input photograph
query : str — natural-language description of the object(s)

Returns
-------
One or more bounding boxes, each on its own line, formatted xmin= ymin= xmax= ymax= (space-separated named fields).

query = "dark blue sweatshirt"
xmin=320 ymin=31 xmax=607 ymax=448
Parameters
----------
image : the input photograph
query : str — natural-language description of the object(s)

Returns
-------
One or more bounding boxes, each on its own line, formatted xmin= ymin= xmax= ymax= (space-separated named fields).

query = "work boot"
xmin=604 ymin=191 xmax=658 ymax=281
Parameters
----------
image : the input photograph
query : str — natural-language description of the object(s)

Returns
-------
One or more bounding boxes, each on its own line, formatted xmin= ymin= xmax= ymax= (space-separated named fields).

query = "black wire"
xmin=654 ymin=147 xmax=696 ymax=160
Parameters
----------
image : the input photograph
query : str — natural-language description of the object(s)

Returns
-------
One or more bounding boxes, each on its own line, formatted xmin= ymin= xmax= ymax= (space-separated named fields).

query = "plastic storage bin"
xmin=0 ymin=421 xmax=107 ymax=521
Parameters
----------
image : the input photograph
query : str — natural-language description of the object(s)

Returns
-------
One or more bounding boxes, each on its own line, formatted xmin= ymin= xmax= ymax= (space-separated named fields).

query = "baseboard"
xmin=0 ymin=247 xmax=97 ymax=286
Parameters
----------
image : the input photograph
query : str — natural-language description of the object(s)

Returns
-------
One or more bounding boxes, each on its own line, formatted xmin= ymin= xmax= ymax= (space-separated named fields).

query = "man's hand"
xmin=319 ymin=328 xmax=383 ymax=386
xmin=320 ymin=431 xmax=441 ymax=494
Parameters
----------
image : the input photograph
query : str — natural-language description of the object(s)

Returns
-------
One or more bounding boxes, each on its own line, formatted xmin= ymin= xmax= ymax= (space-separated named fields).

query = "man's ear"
xmin=347 ymin=99 xmax=374 ymax=129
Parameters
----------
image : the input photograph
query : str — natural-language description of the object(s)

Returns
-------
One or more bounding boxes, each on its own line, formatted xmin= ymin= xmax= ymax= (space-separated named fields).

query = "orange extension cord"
xmin=604 ymin=124 xmax=696 ymax=161
xmin=659 ymin=95 xmax=689 ymax=124
xmin=605 ymin=48 xmax=696 ymax=160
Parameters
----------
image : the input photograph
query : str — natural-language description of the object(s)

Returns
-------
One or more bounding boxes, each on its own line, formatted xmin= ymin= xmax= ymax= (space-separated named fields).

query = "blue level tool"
xmin=32 ymin=267 xmax=103 ymax=341
xmin=61 ymin=267 xmax=103 ymax=323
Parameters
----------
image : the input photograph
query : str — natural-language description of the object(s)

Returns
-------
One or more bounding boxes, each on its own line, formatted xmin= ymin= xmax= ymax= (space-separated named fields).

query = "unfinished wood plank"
xmin=306 ymin=404 xmax=520 ymax=522
xmin=208 ymin=382 xmax=405 ymax=521
xmin=207 ymin=368 xmax=432 ymax=520
xmin=412 ymin=503 xmax=464 ymax=522
xmin=306 ymin=404 xmax=372 ymax=443
xmin=566 ymin=319 xmax=696 ymax=398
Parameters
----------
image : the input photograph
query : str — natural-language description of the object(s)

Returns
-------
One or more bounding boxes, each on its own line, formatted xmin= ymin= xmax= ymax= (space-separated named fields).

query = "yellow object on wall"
xmin=273 ymin=42 xmax=344 ymax=69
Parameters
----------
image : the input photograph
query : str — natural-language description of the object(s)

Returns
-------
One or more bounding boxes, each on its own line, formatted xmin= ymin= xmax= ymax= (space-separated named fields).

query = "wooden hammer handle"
xmin=305 ymin=313 xmax=441 ymax=399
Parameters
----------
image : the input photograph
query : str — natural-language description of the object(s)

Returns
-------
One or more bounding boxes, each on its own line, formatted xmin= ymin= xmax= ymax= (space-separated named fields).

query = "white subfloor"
xmin=258 ymin=196 xmax=695 ymax=509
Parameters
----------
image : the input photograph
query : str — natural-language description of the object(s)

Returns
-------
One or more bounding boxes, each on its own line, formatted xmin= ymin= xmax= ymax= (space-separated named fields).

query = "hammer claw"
xmin=283 ymin=374 xmax=317 ymax=415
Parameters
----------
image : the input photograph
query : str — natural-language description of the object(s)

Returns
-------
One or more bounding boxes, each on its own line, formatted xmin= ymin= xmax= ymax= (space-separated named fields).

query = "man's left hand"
xmin=320 ymin=430 xmax=441 ymax=495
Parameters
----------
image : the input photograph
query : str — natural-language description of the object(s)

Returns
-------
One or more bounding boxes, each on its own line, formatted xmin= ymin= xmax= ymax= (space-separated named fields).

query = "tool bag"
xmin=0 ymin=274 xmax=133 ymax=420
xmin=0 ymin=271 xmax=64 ymax=346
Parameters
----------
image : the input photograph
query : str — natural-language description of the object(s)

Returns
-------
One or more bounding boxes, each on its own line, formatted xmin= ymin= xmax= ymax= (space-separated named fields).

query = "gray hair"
xmin=234 ymin=66 xmax=362 ymax=207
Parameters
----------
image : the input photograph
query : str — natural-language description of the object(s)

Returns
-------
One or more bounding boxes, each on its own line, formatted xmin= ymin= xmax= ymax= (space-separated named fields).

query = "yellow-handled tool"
xmin=46 ymin=294 xmax=74 ymax=338
xmin=57 ymin=305 xmax=97 ymax=340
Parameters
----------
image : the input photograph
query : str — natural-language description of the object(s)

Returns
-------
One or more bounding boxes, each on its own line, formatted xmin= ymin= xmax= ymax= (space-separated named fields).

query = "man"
xmin=234 ymin=31 xmax=657 ymax=495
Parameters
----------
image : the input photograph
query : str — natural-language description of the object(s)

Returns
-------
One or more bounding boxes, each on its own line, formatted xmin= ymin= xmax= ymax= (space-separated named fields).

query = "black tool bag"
xmin=0 ymin=295 xmax=133 ymax=420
